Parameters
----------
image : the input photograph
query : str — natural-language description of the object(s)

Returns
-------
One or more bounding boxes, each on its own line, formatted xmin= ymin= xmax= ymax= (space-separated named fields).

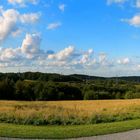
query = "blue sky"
xmin=1 ymin=0 xmax=140 ymax=76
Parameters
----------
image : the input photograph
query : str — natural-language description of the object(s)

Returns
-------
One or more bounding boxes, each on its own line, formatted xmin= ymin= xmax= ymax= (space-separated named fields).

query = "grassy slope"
xmin=1 ymin=119 xmax=140 ymax=139
xmin=1 ymin=100 xmax=140 ymax=125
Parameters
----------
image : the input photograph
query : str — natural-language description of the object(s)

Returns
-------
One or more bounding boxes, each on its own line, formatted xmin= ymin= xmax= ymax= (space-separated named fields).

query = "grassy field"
xmin=1 ymin=119 xmax=140 ymax=139
xmin=1 ymin=100 xmax=140 ymax=125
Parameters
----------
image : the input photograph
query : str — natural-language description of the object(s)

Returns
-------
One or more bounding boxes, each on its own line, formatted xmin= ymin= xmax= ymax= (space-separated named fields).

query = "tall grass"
xmin=0 ymin=100 xmax=140 ymax=125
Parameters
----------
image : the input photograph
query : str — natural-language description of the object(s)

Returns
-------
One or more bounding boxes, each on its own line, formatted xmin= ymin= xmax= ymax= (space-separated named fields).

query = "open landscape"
xmin=1 ymin=99 xmax=140 ymax=139
xmin=0 ymin=72 xmax=140 ymax=138
xmin=1 ymin=0 xmax=140 ymax=139
xmin=1 ymin=100 xmax=140 ymax=125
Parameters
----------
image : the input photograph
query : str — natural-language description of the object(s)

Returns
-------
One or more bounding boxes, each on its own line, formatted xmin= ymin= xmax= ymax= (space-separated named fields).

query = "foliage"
xmin=0 ymin=72 xmax=139 ymax=100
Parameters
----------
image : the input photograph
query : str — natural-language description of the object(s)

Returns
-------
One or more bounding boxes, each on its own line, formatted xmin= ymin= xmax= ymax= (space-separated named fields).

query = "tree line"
xmin=0 ymin=72 xmax=140 ymax=100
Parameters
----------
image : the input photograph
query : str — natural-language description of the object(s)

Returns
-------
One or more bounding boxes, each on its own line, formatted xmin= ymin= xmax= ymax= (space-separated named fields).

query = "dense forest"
xmin=0 ymin=72 xmax=140 ymax=100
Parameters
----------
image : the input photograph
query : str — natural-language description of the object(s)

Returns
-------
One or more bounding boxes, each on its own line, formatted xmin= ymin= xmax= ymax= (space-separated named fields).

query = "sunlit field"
xmin=1 ymin=100 xmax=140 ymax=125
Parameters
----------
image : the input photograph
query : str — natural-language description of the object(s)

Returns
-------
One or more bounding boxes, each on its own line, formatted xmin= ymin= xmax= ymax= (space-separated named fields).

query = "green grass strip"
xmin=1 ymin=119 xmax=140 ymax=139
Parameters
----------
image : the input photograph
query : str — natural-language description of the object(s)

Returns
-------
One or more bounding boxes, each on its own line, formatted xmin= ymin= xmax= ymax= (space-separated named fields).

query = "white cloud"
xmin=12 ymin=29 xmax=22 ymax=37
xmin=59 ymin=4 xmax=66 ymax=12
xmin=48 ymin=46 xmax=74 ymax=61
xmin=117 ymin=57 xmax=130 ymax=64
xmin=107 ymin=0 xmax=126 ymax=5
xmin=80 ymin=55 xmax=89 ymax=64
xmin=0 ymin=33 xmax=42 ymax=69
xmin=0 ymin=47 xmax=21 ymax=61
xmin=0 ymin=33 xmax=41 ymax=61
xmin=47 ymin=22 xmax=61 ymax=30
xmin=8 ymin=0 xmax=25 ymax=6
xmin=0 ymin=7 xmax=40 ymax=42
xmin=0 ymin=30 xmax=135 ymax=76
xmin=0 ymin=42 xmax=137 ymax=76
xmin=137 ymin=64 xmax=140 ymax=69
xmin=108 ymin=0 xmax=140 ymax=8
xmin=29 ymin=0 xmax=38 ymax=5
xmin=0 ymin=8 xmax=19 ymax=42
xmin=88 ymin=49 xmax=94 ymax=54
xmin=99 ymin=53 xmax=107 ymax=63
xmin=80 ymin=49 xmax=94 ymax=64
xmin=109 ymin=0 xmax=140 ymax=27
xmin=122 ymin=14 xmax=140 ymax=27
xmin=20 ymin=13 xmax=40 ymax=24
xmin=8 ymin=0 xmax=38 ymax=7
xmin=46 ymin=61 xmax=66 ymax=67
xmin=21 ymin=33 xmax=41 ymax=59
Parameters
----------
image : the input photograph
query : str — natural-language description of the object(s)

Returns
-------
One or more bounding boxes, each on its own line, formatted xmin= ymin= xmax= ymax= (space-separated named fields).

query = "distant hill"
xmin=0 ymin=72 xmax=140 ymax=83
xmin=70 ymin=74 xmax=106 ymax=81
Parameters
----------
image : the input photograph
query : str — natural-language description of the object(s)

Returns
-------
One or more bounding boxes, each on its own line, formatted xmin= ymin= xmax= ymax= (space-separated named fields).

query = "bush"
xmin=84 ymin=90 xmax=98 ymax=100
xmin=124 ymin=91 xmax=134 ymax=99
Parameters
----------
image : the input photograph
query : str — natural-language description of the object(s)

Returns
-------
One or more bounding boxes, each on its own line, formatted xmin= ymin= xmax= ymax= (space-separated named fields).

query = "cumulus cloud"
xmin=0 ymin=39 xmax=95 ymax=70
xmin=0 ymin=7 xmax=40 ymax=42
xmin=0 ymin=38 xmax=135 ymax=76
xmin=0 ymin=8 xmax=19 ymax=42
xmin=8 ymin=0 xmax=24 ymax=5
xmin=0 ymin=33 xmax=41 ymax=63
xmin=58 ymin=4 xmax=66 ymax=12
xmin=21 ymin=33 xmax=41 ymax=59
xmin=117 ymin=57 xmax=130 ymax=64
xmin=122 ymin=14 xmax=140 ymax=27
xmin=80 ymin=49 xmax=93 ymax=64
xmin=0 ymin=47 xmax=21 ymax=61
xmin=99 ymin=53 xmax=107 ymax=63
xmin=8 ymin=0 xmax=38 ymax=7
xmin=108 ymin=0 xmax=140 ymax=27
xmin=80 ymin=55 xmax=89 ymax=64
xmin=0 ymin=33 xmax=42 ymax=69
xmin=48 ymin=46 xmax=74 ymax=61
xmin=20 ymin=13 xmax=40 ymax=24
xmin=47 ymin=22 xmax=61 ymax=30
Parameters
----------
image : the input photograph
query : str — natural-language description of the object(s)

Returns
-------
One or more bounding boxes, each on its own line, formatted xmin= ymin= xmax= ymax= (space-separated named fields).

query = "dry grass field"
xmin=0 ymin=100 xmax=140 ymax=125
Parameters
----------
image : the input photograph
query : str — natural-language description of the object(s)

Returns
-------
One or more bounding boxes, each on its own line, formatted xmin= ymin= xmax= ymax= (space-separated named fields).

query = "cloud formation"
xmin=107 ymin=0 xmax=126 ymax=5
xmin=0 ymin=1 xmax=138 ymax=76
xmin=0 ymin=33 xmax=41 ymax=61
xmin=59 ymin=4 xmax=66 ymax=12
xmin=122 ymin=14 xmax=140 ymax=27
xmin=21 ymin=33 xmax=41 ymax=59
xmin=20 ymin=13 xmax=40 ymax=24
xmin=48 ymin=46 xmax=74 ymax=61
xmin=0 ymin=33 xmax=135 ymax=76
xmin=47 ymin=22 xmax=61 ymax=30
xmin=117 ymin=58 xmax=130 ymax=65
xmin=8 ymin=0 xmax=38 ymax=7
xmin=0 ymin=7 xmax=40 ymax=42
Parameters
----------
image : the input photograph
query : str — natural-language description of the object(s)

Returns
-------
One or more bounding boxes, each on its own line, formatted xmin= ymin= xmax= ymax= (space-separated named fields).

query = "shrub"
xmin=84 ymin=90 xmax=98 ymax=100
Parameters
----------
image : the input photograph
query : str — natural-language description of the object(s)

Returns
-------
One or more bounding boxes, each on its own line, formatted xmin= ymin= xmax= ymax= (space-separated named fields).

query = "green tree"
xmin=84 ymin=90 xmax=98 ymax=100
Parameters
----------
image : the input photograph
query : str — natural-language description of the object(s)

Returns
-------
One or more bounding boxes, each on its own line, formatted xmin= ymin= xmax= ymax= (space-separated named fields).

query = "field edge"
xmin=1 ymin=119 xmax=140 ymax=139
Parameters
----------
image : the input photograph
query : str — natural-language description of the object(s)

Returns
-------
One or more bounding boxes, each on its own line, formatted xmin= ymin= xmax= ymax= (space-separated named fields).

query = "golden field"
xmin=0 ymin=100 xmax=140 ymax=125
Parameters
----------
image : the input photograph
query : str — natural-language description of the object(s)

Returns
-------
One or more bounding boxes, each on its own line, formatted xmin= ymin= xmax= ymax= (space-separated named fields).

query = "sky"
xmin=1 ymin=0 xmax=140 ymax=76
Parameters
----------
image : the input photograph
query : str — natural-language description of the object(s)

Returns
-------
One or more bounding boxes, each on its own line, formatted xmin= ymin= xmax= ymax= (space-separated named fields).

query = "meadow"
xmin=1 ymin=99 xmax=140 ymax=125
xmin=1 ymin=119 xmax=140 ymax=139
